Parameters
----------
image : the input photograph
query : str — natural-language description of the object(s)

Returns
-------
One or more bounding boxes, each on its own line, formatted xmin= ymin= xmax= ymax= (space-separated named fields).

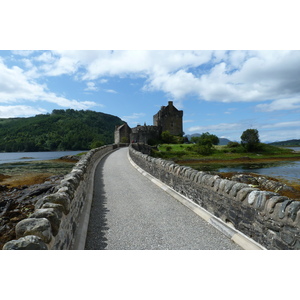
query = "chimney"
xmin=168 ymin=101 xmax=173 ymax=106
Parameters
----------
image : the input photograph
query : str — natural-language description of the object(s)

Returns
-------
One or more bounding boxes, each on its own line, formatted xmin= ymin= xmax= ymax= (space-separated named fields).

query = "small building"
xmin=114 ymin=123 xmax=131 ymax=144
xmin=114 ymin=101 xmax=183 ymax=144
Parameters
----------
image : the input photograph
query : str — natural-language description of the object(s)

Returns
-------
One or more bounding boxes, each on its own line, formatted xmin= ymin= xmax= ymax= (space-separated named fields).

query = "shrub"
xmin=194 ymin=144 xmax=214 ymax=155
xmin=227 ymin=141 xmax=240 ymax=148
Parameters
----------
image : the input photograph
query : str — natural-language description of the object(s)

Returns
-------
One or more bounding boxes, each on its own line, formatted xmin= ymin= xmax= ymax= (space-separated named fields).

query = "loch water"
xmin=0 ymin=151 xmax=85 ymax=165
xmin=190 ymin=147 xmax=300 ymax=183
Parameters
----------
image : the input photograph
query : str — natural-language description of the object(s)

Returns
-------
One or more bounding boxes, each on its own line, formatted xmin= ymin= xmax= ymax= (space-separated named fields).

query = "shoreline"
xmin=176 ymin=155 xmax=300 ymax=165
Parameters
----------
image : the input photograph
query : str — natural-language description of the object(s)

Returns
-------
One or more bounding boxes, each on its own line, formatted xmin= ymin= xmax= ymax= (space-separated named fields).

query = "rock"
xmin=15 ymin=218 xmax=52 ymax=243
xmin=3 ymin=235 xmax=48 ymax=250
xmin=30 ymin=208 xmax=61 ymax=236
xmin=231 ymin=174 xmax=258 ymax=185
xmin=35 ymin=192 xmax=70 ymax=214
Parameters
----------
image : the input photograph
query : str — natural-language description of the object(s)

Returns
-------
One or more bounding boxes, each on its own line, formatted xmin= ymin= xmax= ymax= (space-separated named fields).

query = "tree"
xmin=241 ymin=129 xmax=260 ymax=152
xmin=161 ymin=131 xmax=176 ymax=144
xmin=191 ymin=132 xmax=218 ymax=156
xmin=191 ymin=132 xmax=219 ymax=146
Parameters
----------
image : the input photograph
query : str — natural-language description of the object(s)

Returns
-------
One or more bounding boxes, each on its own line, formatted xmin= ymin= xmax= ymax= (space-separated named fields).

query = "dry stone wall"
xmin=129 ymin=145 xmax=300 ymax=250
xmin=3 ymin=145 xmax=118 ymax=250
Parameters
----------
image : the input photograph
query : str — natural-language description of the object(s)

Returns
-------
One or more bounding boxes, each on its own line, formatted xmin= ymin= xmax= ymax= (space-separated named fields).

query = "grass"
xmin=153 ymin=143 xmax=299 ymax=161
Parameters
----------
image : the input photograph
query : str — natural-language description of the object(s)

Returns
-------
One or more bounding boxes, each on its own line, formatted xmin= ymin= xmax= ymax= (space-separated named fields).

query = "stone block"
xmin=3 ymin=235 xmax=48 ymax=250
xmin=16 ymin=218 xmax=53 ymax=243
xmin=35 ymin=192 xmax=70 ymax=214
xmin=278 ymin=199 xmax=293 ymax=219
xmin=212 ymin=178 xmax=221 ymax=192
xmin=265 ymin=196 xmax=288 ymax=214
xmin=252 ymin=191 xmax=278 ymax=212
xmin=223 ymin=180 xmax=236 ymax=194
xmin=217 ymin=179 xmax=229 ymax=193
xmin=236 ymin=188 xmax=258 ymax=202
xmin=229 ymin=183 xmax=249 ymax=198
xmin=30 ymin=208 xmax=61 ymax=236
xmin=286 ymin=201 xmax=300 ymax=222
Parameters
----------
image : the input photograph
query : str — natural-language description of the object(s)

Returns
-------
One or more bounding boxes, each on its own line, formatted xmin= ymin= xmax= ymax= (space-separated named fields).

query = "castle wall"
xmin=130 ymin=125 xmax=160 ymax=144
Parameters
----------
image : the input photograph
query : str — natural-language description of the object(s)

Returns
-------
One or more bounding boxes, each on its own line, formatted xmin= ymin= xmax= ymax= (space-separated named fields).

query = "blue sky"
xmin=1 ymin=50 xmax=300 ymax=143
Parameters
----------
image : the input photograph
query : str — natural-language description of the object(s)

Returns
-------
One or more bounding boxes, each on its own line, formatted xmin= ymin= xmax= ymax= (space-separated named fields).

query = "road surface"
xmin=85 ymin=147 xmax=241 ymax=250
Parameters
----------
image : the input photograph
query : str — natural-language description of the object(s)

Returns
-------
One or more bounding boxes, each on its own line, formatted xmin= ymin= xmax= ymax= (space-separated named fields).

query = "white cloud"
xmin=0 ymin=58 xmax=97 ymax=110
xmin=188 ymin=122 xmax=242 ymax=133
xmin=0 ymin=105 xmax=47 ymax=118
xmin=122 ymin=113 xmax=145 ymax=120
xmin=261 ymin=120 xmax=300 ymax=129
xmin=11 ymin=50 xmax=36 ymax=57
xmin=27 ymin=50 xmax=300 ymax=113
xmin=104 ymin=89 xmax=117 ymax=94
xmin=84 ymin=82 xmax=98 ymax=91
xmin=256 ymin=97 xmax=300 ymax=112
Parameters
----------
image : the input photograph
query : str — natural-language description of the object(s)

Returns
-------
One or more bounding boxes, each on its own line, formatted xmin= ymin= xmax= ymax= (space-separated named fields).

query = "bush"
xmin=227 ymin=141 xmax=240 ymax=148
xmin=194 ymin=144 xmax=214 ymax=155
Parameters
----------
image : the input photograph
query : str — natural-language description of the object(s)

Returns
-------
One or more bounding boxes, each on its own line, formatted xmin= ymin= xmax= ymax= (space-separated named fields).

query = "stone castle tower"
xmin=153 ymin=101 xmax=183 ymax=136
xmin=114 ymin=101 xmax=183 ymax=144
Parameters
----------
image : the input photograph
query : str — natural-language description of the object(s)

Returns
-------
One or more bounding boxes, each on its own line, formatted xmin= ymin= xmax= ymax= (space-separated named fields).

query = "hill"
xmin=269 ymin=139 xmax=300 ymax=147
xmin=0 ymin=109 xmax=124 ymax=152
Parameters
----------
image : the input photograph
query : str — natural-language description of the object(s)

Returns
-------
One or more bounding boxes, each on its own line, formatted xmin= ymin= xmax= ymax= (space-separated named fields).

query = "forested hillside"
xmin=269 ymin=139 xmax=300 ymax=147
xmin=0 ymin=109 xmax=124 ymax=152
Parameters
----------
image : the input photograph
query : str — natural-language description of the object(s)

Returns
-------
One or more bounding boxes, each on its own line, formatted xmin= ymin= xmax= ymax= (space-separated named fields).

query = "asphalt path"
xmin=85 ymin=147 xmax=241 ymax=250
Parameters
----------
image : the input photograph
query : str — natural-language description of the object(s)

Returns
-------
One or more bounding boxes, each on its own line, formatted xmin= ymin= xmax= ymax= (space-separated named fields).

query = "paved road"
xmin=85 ymin=147 xmax=241 ymax=250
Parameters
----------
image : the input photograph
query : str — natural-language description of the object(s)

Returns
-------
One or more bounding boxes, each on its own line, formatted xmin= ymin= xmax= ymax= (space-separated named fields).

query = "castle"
xmin=114 ymin=101 xmax=183 ymax=144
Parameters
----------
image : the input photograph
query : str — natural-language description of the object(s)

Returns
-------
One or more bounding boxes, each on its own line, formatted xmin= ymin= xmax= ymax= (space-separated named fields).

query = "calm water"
xmin=0 ymin=151 xmax=86 ymax=164
xmin=190 ymin=147 xmax=300 ymax=183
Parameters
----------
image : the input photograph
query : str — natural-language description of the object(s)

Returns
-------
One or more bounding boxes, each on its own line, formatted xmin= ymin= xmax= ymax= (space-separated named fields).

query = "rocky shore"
xmin=0 ymin=155 xmax=80 ymax=249
xmin=0 ymin=175 xmax=63 ymax=249
xmin=219 ymin=172 xmax=300 ymax=200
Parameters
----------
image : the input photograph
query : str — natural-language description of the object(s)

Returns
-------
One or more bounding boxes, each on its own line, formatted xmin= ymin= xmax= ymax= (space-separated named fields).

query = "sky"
xmin=1 ymin=50 xmax=300 ymax=143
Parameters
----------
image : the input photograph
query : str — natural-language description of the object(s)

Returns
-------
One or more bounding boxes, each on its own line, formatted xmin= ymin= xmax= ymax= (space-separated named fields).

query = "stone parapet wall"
xmin=129 ymin=145 xmax=300 ymax=250
xmin=3 ymin=145 xmax=118 ymax=250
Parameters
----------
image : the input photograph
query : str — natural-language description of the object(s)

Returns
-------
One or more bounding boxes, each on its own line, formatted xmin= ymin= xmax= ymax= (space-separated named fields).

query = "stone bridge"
xmin=3 ymin=144 xmax=300 ymax=250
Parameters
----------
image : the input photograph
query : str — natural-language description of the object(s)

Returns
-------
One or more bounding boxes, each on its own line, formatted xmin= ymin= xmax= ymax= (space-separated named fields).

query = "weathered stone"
xmin=3 ymin=235 xmax=48 ymax=250
xmin=286 ymin=202 xmax=300 ymax=222
xmin=42 ymin=203 xmax=64 ymax=217
xmin=252 ymin=191 xmax=278 ymax=211
xmin=16 ymin=218 xmax=52 ymax=243
xmin=247 ymin=191 xmax=261 ymax=205
xmin=230 ymin=183 xmax=249 ymax=198
xmin=30 ymin=208 xmax=61 ymax=236
xmin=236 ymin=188 xmax=258 ymax=202
xmin=279 ymin=200 xmax=293 ymax=219
xmin=224 ymin=180 xmax=236 ymax=194
xmin=232 ymin=174 xmax=258 ymax=185
xmin=213 ymin=178 xmax=222 ymax=192
xmin=265 ymin=196 xmax=288 ymax=214
xmin=35 ymin=192 xmax=70 ymax=214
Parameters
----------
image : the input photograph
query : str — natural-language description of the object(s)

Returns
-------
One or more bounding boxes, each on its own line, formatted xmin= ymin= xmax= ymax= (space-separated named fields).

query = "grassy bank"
xmin=152 ymin=143 xmax=300 ymax=162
